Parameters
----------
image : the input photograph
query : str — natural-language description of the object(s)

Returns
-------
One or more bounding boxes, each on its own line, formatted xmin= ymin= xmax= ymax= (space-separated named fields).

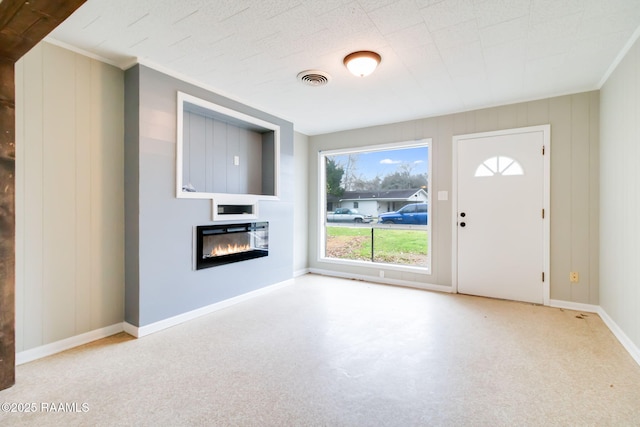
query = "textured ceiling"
xmin=49 ymin=0 xmax=640 ymax=135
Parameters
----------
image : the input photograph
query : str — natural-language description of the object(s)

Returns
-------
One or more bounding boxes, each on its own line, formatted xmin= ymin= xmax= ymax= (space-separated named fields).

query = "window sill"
xmin=318 ymin=256 xmax=431 ymax=275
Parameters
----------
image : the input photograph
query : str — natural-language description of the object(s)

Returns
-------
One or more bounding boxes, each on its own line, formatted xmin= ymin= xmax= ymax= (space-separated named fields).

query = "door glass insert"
xmin=474 ymin=156 xmax=524 ymax=177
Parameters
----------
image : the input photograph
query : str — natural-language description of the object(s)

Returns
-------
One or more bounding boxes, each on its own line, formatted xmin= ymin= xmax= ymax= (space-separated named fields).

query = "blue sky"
xmin=329 ymin=146 xmax=428 ymax=180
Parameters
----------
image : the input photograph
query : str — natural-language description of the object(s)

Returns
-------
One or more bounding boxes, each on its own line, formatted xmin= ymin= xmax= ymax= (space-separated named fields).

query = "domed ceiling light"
xmin=343 ymin=51 xmax=381 ymax=77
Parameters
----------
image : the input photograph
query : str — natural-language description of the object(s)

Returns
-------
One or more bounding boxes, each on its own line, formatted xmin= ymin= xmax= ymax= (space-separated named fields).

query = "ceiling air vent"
xmin=297 ymin=70 xmax=331 ymax=87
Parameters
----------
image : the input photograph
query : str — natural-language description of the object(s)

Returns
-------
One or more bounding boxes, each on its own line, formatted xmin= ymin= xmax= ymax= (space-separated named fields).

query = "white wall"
xmin=600 ymin=35 xmax=640 ymax=349
xmin=14 ymin=42 xmax=124 ymax=352
xmin=309 ymin=92 xmax=600 ymax=303
xmin=294 ymin=131 xmax=309 ymax=274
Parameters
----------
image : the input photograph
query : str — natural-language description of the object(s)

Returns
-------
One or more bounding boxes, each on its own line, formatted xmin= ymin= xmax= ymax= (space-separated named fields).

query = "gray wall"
xmin=308 ymin=92 xmax=600 ymax=304
xmin=15 ymin=42 xmax=125 ymax=351
xmin=293 ymin=132 xmax=309 ymax=275
xmin=124 ymin=66 xmax=140 ymax=326
xmin=600 ymin=36 xmax=640 ymax=349
xmin=125 ymin=65 xmax=294 ymax=327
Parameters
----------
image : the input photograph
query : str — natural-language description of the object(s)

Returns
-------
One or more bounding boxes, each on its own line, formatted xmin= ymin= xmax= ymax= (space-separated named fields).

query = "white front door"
xmin=454 ymin=126 xmax=549 ymax=304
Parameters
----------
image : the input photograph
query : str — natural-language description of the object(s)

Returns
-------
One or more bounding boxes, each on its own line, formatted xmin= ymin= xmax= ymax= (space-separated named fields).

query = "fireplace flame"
xmin=210 ymin=243 xmax=251 ymax=257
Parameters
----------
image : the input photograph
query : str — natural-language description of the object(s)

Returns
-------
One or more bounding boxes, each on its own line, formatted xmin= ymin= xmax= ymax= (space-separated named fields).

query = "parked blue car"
xmin=378 ymin=203 xmax=428 ymax=225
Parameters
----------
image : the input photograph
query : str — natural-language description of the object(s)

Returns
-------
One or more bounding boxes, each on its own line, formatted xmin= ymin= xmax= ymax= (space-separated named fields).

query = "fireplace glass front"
xmin=196 ymin=222 xmax=268 ymax=270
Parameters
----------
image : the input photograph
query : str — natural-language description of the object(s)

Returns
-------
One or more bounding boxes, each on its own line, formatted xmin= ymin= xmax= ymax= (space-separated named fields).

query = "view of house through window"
xmin=321 ymin=141 xmax=431 ymax=271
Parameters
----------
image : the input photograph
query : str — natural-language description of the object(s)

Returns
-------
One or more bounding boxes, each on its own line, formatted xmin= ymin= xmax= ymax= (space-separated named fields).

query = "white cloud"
xmin=380 ymin=159 xmax=401 ymax=164
xmin=414 ymin=160 xmax=424 ymax=164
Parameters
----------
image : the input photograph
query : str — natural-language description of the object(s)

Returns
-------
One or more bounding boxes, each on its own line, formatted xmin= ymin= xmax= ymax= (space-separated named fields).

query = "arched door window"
xmin=474 ymin=156 xmax=524 ymax=177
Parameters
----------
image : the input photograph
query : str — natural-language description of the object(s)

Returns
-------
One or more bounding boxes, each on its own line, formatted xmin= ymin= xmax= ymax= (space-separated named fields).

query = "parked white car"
xmin=326 ymin=208 xmax=373 ymax=223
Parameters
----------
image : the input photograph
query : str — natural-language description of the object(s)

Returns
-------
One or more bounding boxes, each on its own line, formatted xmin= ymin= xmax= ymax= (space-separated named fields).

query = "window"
xmin=398 ymin=204 xmax=416 ymax=213
xmin=319 ymin=140 xmax=431 ymax=272
xmin=475 ymin=156 xmax=524 ymax=177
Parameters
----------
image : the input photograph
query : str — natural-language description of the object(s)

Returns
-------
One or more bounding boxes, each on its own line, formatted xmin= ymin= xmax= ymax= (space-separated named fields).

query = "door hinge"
xmin=542 ymin=145 xmax=545 ymax=155
xmin=542 ymin=208 xmax=545 ymax=219
xmin=542 ymin=272 xmax=545 ymax=282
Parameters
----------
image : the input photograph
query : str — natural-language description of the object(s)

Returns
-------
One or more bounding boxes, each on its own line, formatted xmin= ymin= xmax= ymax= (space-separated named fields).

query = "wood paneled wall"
xmin=182 ymin=111 xmax=263 ymax=195
xmin=308 ymin=92 xmax=600 ymax=304
xmin=0 ymin=0 xmax=86 ymax=391
xmin=600 ymin=36 xmax=640 ymax=351
xmin=15 ymin=42 xmax=124 ymax=352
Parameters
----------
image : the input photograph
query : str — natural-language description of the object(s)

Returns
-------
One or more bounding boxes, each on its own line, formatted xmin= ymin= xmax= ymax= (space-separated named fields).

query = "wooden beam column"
xmin=0 ymin=0 xmax=86 ymax=391
xmin=0 ymin=57 xmax=15 ymax=390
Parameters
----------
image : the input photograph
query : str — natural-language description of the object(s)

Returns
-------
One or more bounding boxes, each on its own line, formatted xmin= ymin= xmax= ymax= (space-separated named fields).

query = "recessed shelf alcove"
xmin=176 ymin=91 xmax=280 ymax=218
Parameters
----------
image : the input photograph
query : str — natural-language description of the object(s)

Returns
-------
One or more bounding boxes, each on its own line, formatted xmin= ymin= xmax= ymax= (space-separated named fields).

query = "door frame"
xmin=451 ymin=125 xmax=551 ymax=305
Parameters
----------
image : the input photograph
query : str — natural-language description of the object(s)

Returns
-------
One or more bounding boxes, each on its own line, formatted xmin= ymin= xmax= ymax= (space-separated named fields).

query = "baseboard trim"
xmin=122 ymin=322 xmax=139 ymax=338
xmin=548 ymin=299 xmax=600 ymax=313
xmin=597 ymin=306 xmax=640 ymax=366
xmin=16 ymin=323 xmax=124 ymax=366
xmin=549 ymin=300 xmax=640 ymax=366
xmin=126 ymin=278 xmax=295 ymax=338
xmin=294 ymin=268 xmax=310 ymax=277
xmin=308 ymin=268 xmax=453 ymax=294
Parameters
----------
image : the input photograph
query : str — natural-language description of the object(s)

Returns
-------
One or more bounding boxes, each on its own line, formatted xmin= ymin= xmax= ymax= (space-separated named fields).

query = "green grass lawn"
xmin=325 ymin=226 xmax=428 ymax=265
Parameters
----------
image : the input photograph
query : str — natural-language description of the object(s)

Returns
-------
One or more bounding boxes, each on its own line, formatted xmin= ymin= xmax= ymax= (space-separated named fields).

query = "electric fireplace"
xmin=195 ymin=222 xmax=268 ymax=270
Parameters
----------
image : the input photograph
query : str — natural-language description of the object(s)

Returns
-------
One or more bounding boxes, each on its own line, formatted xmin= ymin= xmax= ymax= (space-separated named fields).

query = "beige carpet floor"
xmin=1 ymin=274 xmax=640 ymax=426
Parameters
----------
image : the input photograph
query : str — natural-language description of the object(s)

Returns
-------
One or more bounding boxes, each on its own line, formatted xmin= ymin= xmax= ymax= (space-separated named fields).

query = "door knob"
xmin=460 ymin=222 xmax=466 ymax=227
xmin=460 ymin=212 xmax=466 ymax=217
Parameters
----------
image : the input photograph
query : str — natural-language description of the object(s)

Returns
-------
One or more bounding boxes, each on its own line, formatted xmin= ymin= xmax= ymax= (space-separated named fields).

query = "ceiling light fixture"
xmin=343 ymin=51 xmax=381 ymax=77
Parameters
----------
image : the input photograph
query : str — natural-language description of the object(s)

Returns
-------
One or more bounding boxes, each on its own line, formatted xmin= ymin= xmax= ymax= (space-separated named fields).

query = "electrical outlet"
xmin=570 ymin=272 xmax=579 ymax=283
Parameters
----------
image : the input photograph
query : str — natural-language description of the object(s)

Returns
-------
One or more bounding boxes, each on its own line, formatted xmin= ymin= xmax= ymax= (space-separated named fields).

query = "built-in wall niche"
xmin=176 ymin=92 xmax=280 ymax=207
xmin=211 ymin=194 xmax=259 ymax=222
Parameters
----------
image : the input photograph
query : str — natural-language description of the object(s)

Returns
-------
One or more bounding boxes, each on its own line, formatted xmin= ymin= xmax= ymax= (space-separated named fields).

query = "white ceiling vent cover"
xmin=297 ymin=70 xmax=331 ymax=87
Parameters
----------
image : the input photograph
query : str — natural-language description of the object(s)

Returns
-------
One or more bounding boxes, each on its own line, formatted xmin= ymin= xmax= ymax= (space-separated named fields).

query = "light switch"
xmin=233 ymin=155 xmax=240 ymax=166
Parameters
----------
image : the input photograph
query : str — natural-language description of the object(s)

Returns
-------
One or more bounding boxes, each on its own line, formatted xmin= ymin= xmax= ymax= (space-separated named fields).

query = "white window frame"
xmin=318 ymin=139 xmax=432 ymax=274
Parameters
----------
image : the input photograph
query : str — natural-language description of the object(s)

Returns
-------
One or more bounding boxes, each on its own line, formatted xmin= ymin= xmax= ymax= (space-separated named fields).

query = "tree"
xmin=352 ymin=174 xmax=381 ymax=191
xmin=380 ymin=162 xmax=428 ymax=189
xmin=325 ymin=158 xmax=344 ymax=197
xmin=342 ymin=153 xmax=359 ymax=191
